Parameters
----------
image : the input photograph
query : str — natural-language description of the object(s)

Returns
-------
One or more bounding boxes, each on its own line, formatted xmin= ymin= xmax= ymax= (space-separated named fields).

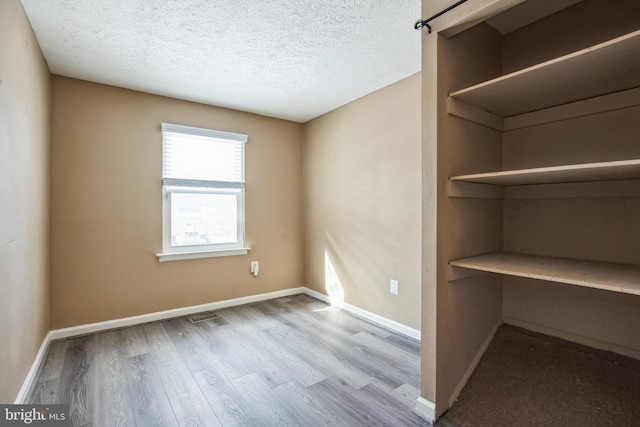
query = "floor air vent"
xmin=187 ymin=312 xmax=220 ymax=324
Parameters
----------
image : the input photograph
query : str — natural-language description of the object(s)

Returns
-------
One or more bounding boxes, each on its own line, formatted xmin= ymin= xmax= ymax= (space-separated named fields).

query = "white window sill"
xmin=156 ymin=247 xmax=250 ymax=262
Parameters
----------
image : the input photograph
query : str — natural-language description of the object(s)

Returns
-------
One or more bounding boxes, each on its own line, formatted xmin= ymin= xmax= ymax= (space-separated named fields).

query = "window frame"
xmin=157 ymin=123 xmax=250 ymax=262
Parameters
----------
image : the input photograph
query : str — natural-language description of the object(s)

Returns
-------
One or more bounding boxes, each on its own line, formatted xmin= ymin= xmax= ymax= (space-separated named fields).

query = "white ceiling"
xmin=20 ymin=0 xmax=422 ymax=123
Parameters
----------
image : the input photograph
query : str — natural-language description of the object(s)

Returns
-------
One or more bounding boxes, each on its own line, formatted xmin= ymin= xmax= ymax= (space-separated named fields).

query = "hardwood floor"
xmin=29 ymin=294 xmax=433 ymax=426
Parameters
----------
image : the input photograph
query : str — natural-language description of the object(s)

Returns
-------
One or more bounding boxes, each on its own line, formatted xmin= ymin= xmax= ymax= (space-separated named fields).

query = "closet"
xmin=449 ymin=26 xmax=640 ymax=295
xmin=428 ymin=0 xmax=640 ymax=416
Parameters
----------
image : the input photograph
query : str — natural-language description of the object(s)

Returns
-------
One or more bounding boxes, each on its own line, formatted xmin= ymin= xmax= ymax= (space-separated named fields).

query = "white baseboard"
xmin=414 ymin=396 xmax=436 ymax=425
xmin=14 ymin=331 xmax=52 ymax=404
xmin=49 ymin=287 xmax=306 ymax=340
xmin=302 ymin=288 xmax=421 ymax=341
xmin=504 ymin=316 xmax=640 ymax=361
xmin=447 ymin=320 xmax=501 ymax=409
xmin=20 ymin=285 xmax=420 ymax=404
xmin=48 ymin=286 xmax=420 ymax=342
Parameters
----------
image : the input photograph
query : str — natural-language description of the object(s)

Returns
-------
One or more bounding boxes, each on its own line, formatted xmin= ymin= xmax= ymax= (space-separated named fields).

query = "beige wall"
xmin=420 ymin=0 xmax=524 ymax=415
xmin=0 ymin=0 xmax=51 ymax=403
xmin=50 ymin=76 xmax=303 ymax=328
xmin=501 ymin=0 xmax=640 ymax=359
xmin=302 ymin=73 xmax=422 ymax=330
xmin=502 ymin=0 xmax=640 ymax=73
xmin=434 ymin=24 xmax=504 ymax=415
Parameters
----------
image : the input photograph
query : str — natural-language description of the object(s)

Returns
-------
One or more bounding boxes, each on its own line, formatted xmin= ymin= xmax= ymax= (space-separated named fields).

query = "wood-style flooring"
xmin=28 ymin=294 xmax=434 ymax=426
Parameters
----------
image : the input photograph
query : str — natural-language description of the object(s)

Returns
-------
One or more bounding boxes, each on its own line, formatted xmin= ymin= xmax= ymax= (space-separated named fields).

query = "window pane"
xmin=170 ymin=192 xmax=238 ymax=247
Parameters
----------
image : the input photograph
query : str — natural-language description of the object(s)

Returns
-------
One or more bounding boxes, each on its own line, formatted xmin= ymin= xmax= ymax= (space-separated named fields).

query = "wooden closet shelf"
xmin=450 ymin=253 xmax=640 ymax=296
xmin=450 ymin=159 xmax=640 ymax=186
xmin=449 ymin=30 xmax=640 ymax=117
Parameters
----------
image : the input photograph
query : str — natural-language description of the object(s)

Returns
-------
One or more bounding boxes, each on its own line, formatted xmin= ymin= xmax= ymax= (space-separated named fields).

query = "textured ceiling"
xmin=20 ymin=0 xmax=421 ymax=123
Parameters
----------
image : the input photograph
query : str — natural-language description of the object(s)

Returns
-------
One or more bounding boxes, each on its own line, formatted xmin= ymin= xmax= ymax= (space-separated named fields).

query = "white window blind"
xmin=162 ymin=123 xmax=247 ymax=188
xmin=159 ymin=123 xmax=249 ymax=260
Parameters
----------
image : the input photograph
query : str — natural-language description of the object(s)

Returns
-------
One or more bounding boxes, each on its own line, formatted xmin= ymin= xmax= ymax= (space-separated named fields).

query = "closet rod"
xmin=414 ymin=0 xmax=468 ymax=33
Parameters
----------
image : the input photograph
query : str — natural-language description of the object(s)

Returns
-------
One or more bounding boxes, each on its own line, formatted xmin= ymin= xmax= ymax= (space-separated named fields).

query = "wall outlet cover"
xmin=390 ymin=279 xmax=399 ymax=295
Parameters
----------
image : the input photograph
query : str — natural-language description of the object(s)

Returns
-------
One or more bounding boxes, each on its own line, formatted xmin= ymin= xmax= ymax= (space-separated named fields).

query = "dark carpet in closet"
xmin=443 ymin=324 xmax=640 ymax=427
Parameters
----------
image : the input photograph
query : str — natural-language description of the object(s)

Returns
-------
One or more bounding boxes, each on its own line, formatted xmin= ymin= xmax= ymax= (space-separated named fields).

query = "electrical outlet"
xmin=250 ymin=261 xmax=259 ymax=277
xmin=390 ymin=279 xmax=399 ymax=295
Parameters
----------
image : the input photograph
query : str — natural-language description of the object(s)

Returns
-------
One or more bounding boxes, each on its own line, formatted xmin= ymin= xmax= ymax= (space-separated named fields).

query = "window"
xmin=157 ymin=123 xmax=249 ymax=262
